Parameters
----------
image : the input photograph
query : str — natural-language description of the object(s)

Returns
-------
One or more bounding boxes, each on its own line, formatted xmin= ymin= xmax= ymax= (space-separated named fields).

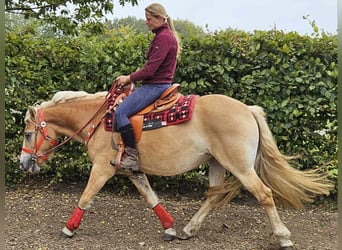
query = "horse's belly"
xmin=138 ymin=122 xmax=210 ymax=176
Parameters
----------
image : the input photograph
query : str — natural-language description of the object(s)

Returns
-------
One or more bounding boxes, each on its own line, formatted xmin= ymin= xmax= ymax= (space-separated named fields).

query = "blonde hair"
xmin=145 ymin=3 xmax=181 ymax=56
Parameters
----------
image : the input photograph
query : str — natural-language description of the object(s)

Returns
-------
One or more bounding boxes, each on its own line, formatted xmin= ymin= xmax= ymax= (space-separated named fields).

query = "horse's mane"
xmin=39 ymin=91 xmax=107 ymax=108
xmin=24 ymin=91 xmax=107 ymax=123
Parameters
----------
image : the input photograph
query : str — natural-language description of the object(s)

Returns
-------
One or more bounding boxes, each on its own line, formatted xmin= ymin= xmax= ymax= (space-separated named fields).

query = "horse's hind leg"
xmin=61 ymin=163 xmax=115 ymax=237
xmin=181 ymin=158 xmax=226 ymax=239
xmin=128 ymin=174 xmax=177 ymax=241
xmin=234 ymin=169 xmax=293 ymax=248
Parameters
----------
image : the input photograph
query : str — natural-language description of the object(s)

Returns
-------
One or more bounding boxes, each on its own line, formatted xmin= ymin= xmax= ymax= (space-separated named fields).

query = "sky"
xmin=111 ymin=0 xmax=337 ymax=35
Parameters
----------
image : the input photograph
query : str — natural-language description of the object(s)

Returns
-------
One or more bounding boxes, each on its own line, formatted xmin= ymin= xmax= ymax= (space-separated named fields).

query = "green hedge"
xmin=5 ymin=20 xmax=337 ymax=197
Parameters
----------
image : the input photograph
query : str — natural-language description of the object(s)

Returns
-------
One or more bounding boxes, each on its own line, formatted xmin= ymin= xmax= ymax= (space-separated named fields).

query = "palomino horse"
xmin=19 ymin=83 xmax=332 ymax=249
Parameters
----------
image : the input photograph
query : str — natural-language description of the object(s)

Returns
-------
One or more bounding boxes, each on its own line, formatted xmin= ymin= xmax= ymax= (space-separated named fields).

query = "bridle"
xmin=22 ymin=98 xmax=109 ymax=162
xmin=21 ymin=81 xmax=131 ymax=163
xmin=21 ymin=102 xmax=111 ymax=162
xmin=22 ymin=108 xmax=58 ymax=161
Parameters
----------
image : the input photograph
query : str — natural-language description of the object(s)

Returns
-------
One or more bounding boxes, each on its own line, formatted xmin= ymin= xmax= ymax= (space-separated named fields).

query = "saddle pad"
xmin=104 ymin=94 xmax=198 ymax=132
xmin=142 ymin=94 xmax=198 ymax=130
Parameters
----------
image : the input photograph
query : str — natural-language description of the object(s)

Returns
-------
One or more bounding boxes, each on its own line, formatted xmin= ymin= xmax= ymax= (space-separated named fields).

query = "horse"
xmin=19 ymin=83 xmax=333 ymax=249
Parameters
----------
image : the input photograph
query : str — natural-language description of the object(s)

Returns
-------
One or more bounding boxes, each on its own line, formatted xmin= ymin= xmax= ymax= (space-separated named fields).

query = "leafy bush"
xmin=5 ymin=17 xmax=337 ymax=198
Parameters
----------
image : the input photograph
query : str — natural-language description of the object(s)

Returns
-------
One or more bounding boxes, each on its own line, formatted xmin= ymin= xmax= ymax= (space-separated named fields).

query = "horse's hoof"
xmin=163 ymin=228 xmax=176 ymax=241
xmin=177 ymin=231 xmax=192 ymax=240
xmin=280 ymin=247 xmax=293 ymax=250
xmin=163 ymin=233 xmax=176 ymax=241
xmin=61 ymin=226 xmax=75 ymax=238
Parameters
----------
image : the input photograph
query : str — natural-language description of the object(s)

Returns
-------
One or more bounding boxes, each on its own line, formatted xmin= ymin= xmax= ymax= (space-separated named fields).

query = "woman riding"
xmin=111 ymin=3 xmax=181 ymax=172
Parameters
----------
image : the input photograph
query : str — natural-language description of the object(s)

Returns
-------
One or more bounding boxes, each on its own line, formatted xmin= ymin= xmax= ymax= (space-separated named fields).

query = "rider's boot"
xmin=110 ymin=124 xmax=139 ymax=172
xmin=120 ymin=146 xmax=139 ymax=172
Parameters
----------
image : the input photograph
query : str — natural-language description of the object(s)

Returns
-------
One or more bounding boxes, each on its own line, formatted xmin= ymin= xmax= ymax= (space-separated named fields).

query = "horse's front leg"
xmin=61 ymin=163 xmax=115 ymax=237
xmin=129 ymin=174 xmax=177 ymax=241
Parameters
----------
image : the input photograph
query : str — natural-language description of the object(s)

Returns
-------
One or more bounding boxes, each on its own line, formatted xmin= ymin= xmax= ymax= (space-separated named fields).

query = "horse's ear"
xmin=28 ymin=106 xmax=36 ymax=117
xmin=25 ymin=106 xmax=37 ymax=123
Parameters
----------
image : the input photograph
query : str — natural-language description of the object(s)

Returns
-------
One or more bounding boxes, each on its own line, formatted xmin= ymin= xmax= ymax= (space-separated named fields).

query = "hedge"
xmin=5 ymin=20 xmax=337 ymax=197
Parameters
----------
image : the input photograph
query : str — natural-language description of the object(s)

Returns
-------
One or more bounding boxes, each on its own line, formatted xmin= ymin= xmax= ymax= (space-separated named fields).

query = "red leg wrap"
xmin=66 ymin=207 xmax=85 ymax=231
xmin=153 ymin=203 xmax=174 ymax=229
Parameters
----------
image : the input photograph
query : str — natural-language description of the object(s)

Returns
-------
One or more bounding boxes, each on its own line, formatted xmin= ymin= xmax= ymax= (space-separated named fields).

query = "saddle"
xmin=129 ymin=83 xmax=182 ymax=143
xmin=108 ymin=83 xmax=197 ymax=171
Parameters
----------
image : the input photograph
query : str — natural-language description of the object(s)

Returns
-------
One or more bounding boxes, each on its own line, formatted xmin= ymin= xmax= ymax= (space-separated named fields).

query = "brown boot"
xmin=110 ymin=124 xmax=140 ymax=172
xmin=120 ymin=146 xmax=139 ymax=172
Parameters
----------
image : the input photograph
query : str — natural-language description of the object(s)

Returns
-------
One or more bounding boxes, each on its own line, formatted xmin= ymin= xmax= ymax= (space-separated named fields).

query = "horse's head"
xmin=19 ymin=85 xmax=132 ymax=174
xmin=19 ymin=106 xmax=58 ymax=173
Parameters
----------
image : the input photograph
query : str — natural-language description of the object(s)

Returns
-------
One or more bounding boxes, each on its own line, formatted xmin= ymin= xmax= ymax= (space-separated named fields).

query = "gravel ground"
xmin=5 ymin=182 xmax=337 ymax=250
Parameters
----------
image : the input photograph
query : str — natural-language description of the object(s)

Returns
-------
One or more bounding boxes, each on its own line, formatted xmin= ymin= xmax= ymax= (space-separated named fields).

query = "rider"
xmin=111 ymin=3 xmax=181 ymax=172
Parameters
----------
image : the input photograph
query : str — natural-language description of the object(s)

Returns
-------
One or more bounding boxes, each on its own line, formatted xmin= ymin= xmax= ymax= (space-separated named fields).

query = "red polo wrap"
xmin=153 ymin=203 xmax=174 ymax=229
xmin=66 ymin=207 xmax=85 ymax=231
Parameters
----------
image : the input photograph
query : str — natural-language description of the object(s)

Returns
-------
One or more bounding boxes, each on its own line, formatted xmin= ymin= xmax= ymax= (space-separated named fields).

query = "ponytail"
xmin=166 ymin=16 xmax=181 ymax=57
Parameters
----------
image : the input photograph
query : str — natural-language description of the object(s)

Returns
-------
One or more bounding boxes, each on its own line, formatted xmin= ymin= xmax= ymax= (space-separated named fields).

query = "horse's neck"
xmin=45 ymin=100 xmax=102 ymax=143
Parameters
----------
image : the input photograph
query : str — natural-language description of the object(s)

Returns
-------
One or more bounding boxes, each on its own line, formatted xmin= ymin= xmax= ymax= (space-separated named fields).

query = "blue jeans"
xmin=115 ymin=84 xmax=170 ymax=130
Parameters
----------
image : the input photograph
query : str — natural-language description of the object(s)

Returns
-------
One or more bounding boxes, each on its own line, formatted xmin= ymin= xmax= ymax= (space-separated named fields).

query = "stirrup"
xmin=120 ymin=163 xmax=140 ymax=172
xmin=109 ymin=159 xmax=141 ymax=173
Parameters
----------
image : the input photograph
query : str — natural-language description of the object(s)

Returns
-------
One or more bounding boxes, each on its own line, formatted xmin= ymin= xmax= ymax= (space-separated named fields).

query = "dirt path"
xmin=5 ymin=183 xmax=337 ymax=250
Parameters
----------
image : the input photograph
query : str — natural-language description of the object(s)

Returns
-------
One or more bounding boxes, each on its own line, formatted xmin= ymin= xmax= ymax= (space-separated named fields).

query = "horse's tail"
xmin=249 ymin=105 xmax=333 ymax=209
xmin=215 ymin=105 xmax=334 ymax=209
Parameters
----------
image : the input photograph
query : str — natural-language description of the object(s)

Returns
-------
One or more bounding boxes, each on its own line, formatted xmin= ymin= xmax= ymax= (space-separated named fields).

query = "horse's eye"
xmin=24 ymin=132 xmax=34 ymax=142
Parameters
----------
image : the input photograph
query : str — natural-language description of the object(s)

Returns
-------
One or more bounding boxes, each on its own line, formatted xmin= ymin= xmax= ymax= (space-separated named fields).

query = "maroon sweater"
xmin=130 ymin=23 xmax=178 ymax=84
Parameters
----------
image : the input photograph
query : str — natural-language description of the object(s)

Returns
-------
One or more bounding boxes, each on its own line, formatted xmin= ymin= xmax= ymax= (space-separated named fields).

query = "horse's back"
xmin=194 ymin=94 xmax=258 ymax=134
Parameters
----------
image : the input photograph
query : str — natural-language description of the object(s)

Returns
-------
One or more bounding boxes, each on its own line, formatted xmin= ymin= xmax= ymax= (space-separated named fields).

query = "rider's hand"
xmin=115 ymin=75 xmax=131 ymax=86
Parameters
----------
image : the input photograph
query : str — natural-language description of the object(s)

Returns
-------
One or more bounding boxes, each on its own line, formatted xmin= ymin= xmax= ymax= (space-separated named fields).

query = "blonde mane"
xmin=24 ymin=91 xmax=107 ymax=124
xmin=39 ymin=91 xmax=107 ymax=109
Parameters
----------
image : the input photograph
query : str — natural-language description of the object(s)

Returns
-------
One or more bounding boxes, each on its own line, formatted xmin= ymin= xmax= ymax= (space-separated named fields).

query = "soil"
xmin=5 ymin=181 xmax=337 ymax=250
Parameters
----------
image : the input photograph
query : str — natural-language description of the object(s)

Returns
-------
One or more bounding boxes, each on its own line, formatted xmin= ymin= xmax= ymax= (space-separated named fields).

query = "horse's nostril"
xmin=20 ymin=163 xmax=28 ymax=171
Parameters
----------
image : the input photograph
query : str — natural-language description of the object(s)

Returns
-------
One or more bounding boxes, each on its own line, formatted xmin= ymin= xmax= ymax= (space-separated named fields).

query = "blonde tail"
xmin=248 ymin=105 xmax=334 ymax=209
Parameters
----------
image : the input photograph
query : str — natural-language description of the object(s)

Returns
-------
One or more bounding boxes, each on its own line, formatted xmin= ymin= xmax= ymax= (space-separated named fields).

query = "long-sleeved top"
xmin=130 ymin=23 xmax=178 ymax=84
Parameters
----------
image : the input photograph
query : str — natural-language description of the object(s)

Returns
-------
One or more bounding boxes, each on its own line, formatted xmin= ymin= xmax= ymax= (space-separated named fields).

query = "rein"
xmin=22 ymin=83 xmax=122 ymax=161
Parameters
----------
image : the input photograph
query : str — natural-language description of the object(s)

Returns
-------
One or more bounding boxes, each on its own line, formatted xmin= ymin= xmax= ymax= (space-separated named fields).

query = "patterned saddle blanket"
xmin=104 ymin=94 xmax=198 ymax=133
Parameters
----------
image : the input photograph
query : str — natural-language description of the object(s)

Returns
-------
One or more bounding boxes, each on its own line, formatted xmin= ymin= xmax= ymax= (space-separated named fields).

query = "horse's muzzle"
xmin=19 ymin=154 xmax=41 ymax=173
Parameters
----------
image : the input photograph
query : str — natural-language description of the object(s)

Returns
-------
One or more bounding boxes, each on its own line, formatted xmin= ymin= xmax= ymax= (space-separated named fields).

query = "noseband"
xmin=22 ymin=108 xmax=58 ymax=161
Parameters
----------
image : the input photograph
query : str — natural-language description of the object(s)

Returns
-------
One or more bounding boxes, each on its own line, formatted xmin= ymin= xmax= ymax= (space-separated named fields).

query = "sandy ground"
xmin=5 ymin=183 xmax=337 ymax=250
